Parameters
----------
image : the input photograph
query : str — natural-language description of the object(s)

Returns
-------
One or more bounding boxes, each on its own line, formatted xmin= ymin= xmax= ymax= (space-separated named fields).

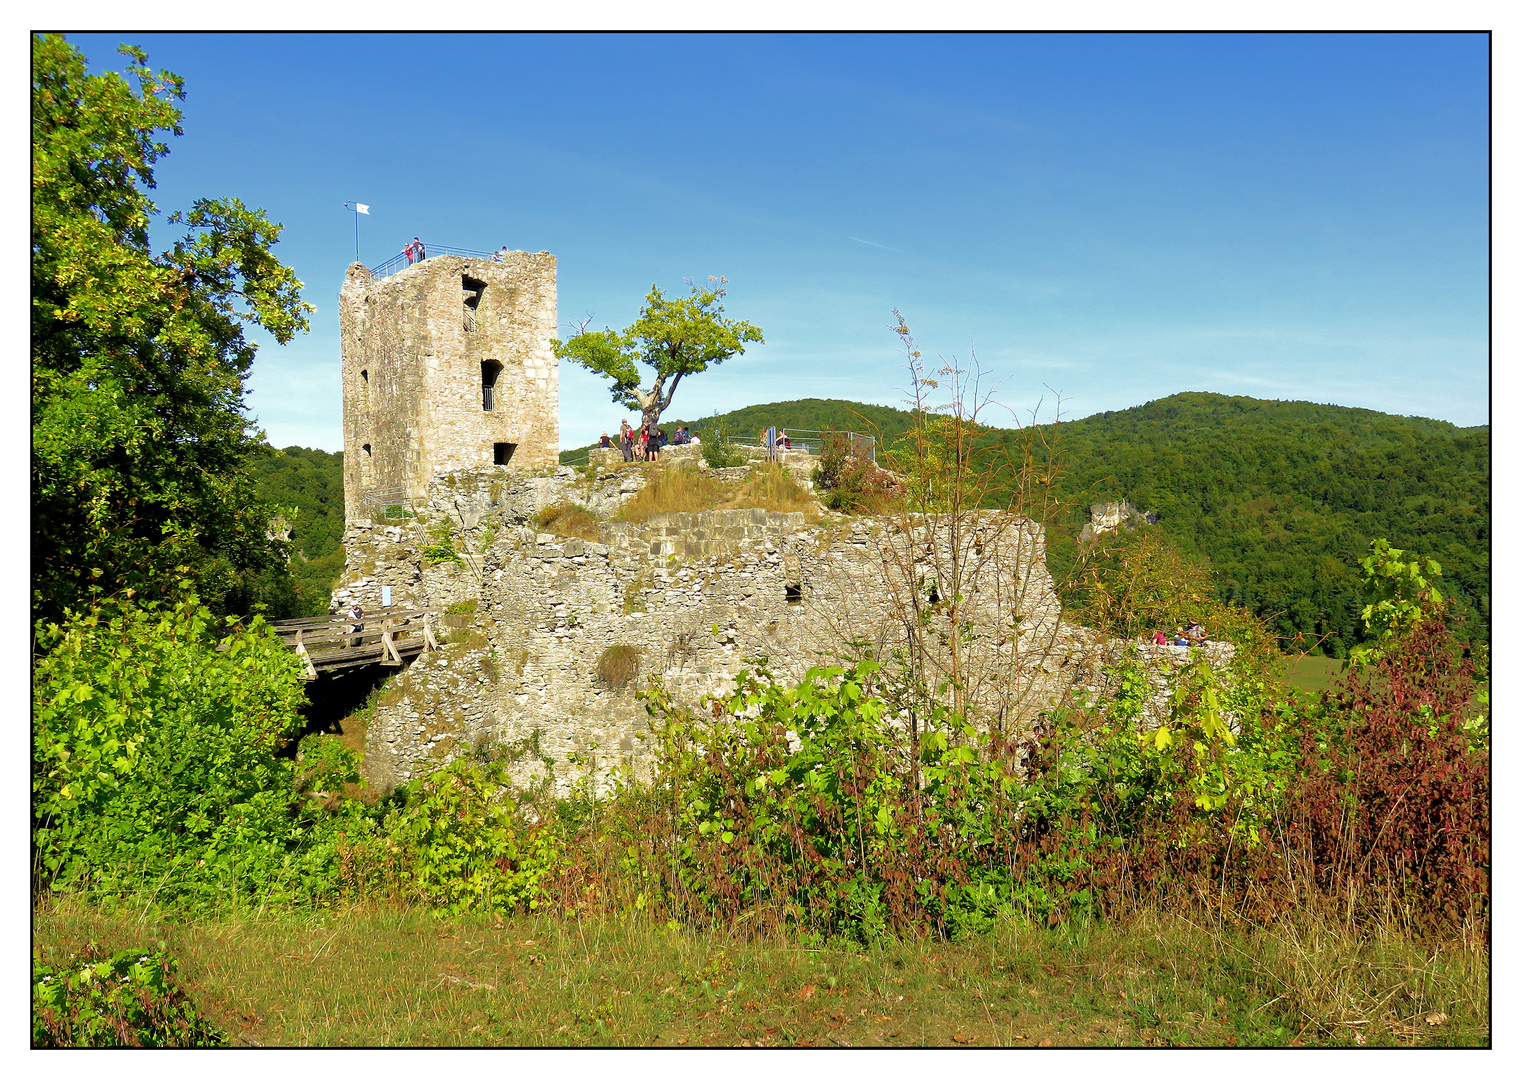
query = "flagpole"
xmin=345 ymin=202 xmax=372 ymax=263
xmin=344 ymin=201 xmax=361 ymax=262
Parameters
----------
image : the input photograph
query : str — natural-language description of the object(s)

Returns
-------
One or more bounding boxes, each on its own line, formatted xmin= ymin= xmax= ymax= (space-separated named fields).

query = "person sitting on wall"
xmin=672 ymin=426 xmax=691 ymax=445
xmin=1152 ymin=629 xmax=1167 ymax=646
xmin=1186 ymin=619 xmax=1206 ymax=645
xmin=491 ymin=248 xmax=503 ymax=263
xmin=599 ymin=432 xmax=613 ymax=448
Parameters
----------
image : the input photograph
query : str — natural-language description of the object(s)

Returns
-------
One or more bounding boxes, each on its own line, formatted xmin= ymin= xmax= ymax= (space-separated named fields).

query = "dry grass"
xmin=595 ymin=644 xmax=641 ymax=689
xmin=729 ymin=463 xmax=819 ymax=519
xmin=535 ymin=503 xmax=602 ymax=542
xmin=442 ymin=628 xmax=489 ymax=650
xmin=617 ymin=462 xmax=821 ymax=524
xmin=31 ymin=904 xmax=1487 ymax=1048
xmin=615 ymin=465 xmax=725 ymax=522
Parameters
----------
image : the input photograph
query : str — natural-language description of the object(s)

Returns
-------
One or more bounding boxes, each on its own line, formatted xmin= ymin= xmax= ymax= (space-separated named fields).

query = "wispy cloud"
xmin=849 ymin=236 xmax=913 ymax=256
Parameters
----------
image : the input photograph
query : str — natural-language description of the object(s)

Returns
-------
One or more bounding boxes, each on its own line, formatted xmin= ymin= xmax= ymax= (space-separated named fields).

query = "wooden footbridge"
xmin=269 ymin=608 xmax=439 ymax=679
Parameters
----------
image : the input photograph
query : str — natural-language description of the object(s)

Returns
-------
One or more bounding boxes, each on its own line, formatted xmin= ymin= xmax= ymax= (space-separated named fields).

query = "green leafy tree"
xmin=553 ymin=278 xmax=763 ymax=431
xmin=32 ymin=34 xmax=314 ymax=624
xmin=1348 ymin=538 xmax=1444 ymax=667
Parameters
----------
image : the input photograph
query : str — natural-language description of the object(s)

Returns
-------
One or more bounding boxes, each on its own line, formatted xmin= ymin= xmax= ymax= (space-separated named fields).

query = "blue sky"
xmin=69 ymin=31 xmax=1491 ymax=450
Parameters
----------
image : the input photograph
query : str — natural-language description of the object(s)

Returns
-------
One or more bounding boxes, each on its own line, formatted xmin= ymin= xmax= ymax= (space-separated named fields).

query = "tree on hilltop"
xmin=32 ymin=33 xmax=314 ymax=625
xmin=553 ymin=278 xmax=763 ymax=432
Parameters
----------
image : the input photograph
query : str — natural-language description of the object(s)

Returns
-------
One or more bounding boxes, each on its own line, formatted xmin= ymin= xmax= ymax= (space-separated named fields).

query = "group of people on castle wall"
xmin=397 ymin=239 xmax=515 ymax=266
xmin=1151 ymin=619 xmax=1208 ymax=648
xmin=599 ymin=419 xmax=697 ymax=462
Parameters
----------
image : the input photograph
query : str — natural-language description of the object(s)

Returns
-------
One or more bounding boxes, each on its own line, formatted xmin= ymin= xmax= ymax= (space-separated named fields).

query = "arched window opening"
xmin=462 ymin=275 xmax=486 ymax=332
xmin=481 ymin=360 xmax=503 ymax=411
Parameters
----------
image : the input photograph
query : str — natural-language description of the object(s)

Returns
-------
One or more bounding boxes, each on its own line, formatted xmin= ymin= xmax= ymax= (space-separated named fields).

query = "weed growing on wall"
xmin=536 ymin=503 xmax=602 ymax=542
xmin=597 ymin=644 xmax=642 ymax=689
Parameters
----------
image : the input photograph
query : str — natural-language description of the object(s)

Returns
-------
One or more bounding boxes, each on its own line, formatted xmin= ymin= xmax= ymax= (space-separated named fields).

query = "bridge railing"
xmin=368 ymin=244 xmax=500 ymax=281
xmin=269 ymin=608 xmax=438 ymax=679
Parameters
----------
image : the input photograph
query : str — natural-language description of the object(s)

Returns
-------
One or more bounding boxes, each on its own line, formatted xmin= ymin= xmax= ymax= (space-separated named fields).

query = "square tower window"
xmin=481 ymin=360 xmax=503 ymax=411
xmin=494 ymin=442 xmax=517 ymax=466
xmin=462 ymin=275 xmax=486 ymax=332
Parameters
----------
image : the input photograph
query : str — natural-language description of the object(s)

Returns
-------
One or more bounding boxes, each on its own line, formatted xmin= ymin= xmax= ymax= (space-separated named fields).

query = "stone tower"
xmin=339 ymin=251 xmax=559 ymax=521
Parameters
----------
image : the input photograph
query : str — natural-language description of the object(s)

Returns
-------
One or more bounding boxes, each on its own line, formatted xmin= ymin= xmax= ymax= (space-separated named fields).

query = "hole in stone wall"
xmin=494 ymin=442 xmax=517 ymax=466
xmin=462 ymin=275 xmax=486 ymax=332
xmin=481 ymin=360 xmax=502 ymax=411
xmin=785 ymin=583 xmax=803 ymax=605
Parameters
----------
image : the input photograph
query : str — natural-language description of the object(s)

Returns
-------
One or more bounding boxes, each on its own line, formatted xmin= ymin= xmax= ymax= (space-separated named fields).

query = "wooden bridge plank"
xmin=274 ymin=608 xmax=438 ymax=679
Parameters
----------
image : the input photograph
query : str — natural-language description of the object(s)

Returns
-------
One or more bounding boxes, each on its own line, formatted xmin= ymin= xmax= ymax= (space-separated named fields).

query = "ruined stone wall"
xmin=332 ymin=467 xmax=1236 ymax=797
xmin=340 ymin=252 xmax=559 ymax=523
xmin=338 ymin=469 xmax=1152 ymax=795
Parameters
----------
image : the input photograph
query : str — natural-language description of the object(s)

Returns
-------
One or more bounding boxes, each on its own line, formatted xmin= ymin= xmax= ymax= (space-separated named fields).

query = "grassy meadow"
xmin=32 ymin=904 xmax=1486 ymax=1048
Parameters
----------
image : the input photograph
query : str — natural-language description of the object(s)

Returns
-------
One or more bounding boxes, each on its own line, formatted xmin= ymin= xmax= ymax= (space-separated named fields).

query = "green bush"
xmin=811 ymin=431 xmax=900 ymax=513
xmin=382 ymin=758 xmax=561 ymax=915
xmin=699 ymin=432 xmax=746 ymax=469
xmin=33 ymin=943 xmax=223 ymax=1047
xmin=32 ymin=595 xmax=346 ymax=907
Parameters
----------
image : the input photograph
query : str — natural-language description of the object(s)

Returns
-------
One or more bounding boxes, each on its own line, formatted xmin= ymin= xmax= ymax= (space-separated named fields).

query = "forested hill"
xmin=629 ymin=393 xmax=1489 ymax=654
xmin=248 ymin=446 xmax=347 ymax=616
xmin=1048 ymin=393 xmax=1489 ymax=655
xmin=664 ymin=398 xmax=919 ymax=443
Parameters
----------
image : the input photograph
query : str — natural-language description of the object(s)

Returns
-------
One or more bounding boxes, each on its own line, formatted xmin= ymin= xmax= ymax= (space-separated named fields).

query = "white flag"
xmin=355 ymin=203 xmax=370 ymax=215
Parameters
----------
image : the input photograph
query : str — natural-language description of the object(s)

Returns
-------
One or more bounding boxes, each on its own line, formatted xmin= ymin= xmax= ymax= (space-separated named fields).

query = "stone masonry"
xmin=340 ymin=252 xmax=559 ymax=523
xmin=331 ymin=465 xmax=1233 ymax=796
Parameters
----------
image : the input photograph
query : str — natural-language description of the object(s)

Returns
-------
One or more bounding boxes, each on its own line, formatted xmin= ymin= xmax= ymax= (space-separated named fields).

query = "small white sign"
xmin=381 ymin=585 xmax=393 ymax=607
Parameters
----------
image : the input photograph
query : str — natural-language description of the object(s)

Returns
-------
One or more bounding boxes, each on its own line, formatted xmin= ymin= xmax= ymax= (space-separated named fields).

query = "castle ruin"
xmin=339 ymin=252 xmax=559 ymax=523
xmin=331 ymin=248 xmax=1233 ymax=795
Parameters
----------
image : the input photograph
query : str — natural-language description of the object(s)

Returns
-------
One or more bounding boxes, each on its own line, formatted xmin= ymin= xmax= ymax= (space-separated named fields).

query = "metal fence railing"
xmin=708 ymin=428 xmax=877 ymax=464
xmin=361 ymin=486 xmax=418 ymax=519
xmin=368 ymin=244 xmax=499 ymax=281
xmin=559 ymin=428 xmax=878 ymax=469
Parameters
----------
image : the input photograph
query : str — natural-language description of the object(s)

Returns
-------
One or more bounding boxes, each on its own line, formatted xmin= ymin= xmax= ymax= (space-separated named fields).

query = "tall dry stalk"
xmin=863 ymin=311 xmax=1070 ymax=749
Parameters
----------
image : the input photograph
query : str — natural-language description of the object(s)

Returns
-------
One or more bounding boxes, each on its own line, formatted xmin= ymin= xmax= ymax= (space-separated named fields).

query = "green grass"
xmin=32 ymin=905 xmax=1487 ymax=1048
xmin=1281 ymin=655 xmax=1344 ymax=696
